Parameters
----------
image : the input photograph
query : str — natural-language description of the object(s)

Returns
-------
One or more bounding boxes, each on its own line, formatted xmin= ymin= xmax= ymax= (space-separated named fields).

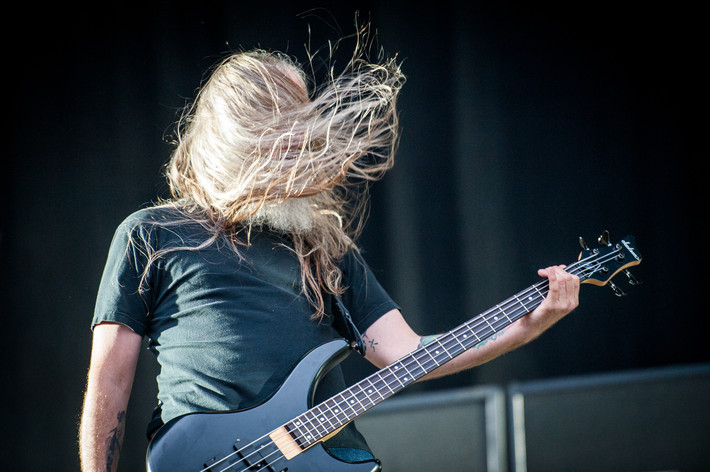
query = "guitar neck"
xmin=284 ymin=250 xmax=613 ymax=450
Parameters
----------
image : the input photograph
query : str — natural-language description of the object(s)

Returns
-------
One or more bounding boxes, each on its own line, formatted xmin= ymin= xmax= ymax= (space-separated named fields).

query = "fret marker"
xmin=528 ymin=296 xmax=533 ymax=301
xmin=494 ymin=316 xmax=499 ymax=321
xmin=350 ymin=400 xmax=355 ymax=404
xmin=367 ymin=389 xmax=373 ymax=394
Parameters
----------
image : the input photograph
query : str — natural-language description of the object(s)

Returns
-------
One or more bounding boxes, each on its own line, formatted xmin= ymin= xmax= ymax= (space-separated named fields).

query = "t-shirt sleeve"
xmin=340 ymin=250 xmax=399 ymax=333
xmin=91 ymin=215 xmax=153 ymax=335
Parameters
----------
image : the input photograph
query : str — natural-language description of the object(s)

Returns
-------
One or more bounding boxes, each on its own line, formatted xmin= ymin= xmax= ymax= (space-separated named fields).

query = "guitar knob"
xmin=579 ymin=237 xmax=589 ymax=250
xmin=624 ymin=269 xmax=642 ymax=286
xmin=609 ymin=280 xmax=627 ymax=297
xmin=598 ymin=230 xmax=611 ymax=246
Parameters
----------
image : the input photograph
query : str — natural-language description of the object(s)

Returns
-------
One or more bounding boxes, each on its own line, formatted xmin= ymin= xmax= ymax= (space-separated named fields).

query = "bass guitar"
xmin=146 ymin=231 xmax=642 ymax=472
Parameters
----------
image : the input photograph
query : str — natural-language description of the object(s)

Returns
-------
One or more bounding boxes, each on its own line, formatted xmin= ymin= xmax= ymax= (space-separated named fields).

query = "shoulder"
xmin=114 ymin=204 xmax=195 ymax=238
xmin=340 ymin=247 xmax=370 ymax=279
xmin=104 ymin=205 xmax=205 ymax=259
xmin=118 ymin=205 xmax=185 ymax=228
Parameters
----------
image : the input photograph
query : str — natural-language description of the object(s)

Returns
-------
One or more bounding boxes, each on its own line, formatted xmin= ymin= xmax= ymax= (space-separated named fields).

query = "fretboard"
xmin=284 ymin=258 xmax=597 ymax=450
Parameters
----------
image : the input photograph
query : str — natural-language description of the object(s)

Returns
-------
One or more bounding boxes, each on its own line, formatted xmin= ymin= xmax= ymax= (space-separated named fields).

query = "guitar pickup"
xmin=202 ymin=456 xmax=222 ymax=472
xmin=235 ymin=440 xmax=281 ymax=472
xmin=200 ymin=440 xmax=282 ymax=472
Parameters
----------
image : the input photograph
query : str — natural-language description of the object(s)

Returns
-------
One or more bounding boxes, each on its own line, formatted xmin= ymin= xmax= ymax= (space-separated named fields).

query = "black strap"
xmin=334 ymin=295 xmax=367 ymax=356
xmin=146 ymin=401 xmax=163 ymax=439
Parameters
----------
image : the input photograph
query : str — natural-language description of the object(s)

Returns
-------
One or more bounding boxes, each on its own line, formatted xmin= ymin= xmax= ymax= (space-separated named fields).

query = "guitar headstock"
xmin=576 ymin=231 xmax=642 ymax=296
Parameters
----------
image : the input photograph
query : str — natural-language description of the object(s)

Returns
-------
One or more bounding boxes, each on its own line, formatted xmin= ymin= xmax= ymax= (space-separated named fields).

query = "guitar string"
xmin=209 ymin=272 xmax=561 ymax=471
xmin=201 ymin=246 xmax=623 ymax=472
xmin=207 ymin=248 xmax=618 ymax=472
xmin=204 ymin=247 xmax=619 ymax=472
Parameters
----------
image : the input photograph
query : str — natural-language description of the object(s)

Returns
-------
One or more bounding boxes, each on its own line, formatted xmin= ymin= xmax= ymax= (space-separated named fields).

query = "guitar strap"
xmin=147 ymin=402 xmax=164 ymax=440
xmin=333 ymin=294 xmax=367 ymax=357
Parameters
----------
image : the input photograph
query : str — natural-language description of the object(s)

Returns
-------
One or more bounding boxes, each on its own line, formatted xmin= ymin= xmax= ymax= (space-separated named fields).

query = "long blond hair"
xmin=159 ymin=32 xmax=404 ymax=318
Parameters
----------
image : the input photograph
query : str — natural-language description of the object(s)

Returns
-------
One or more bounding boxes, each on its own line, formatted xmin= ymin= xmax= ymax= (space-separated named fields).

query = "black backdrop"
xmin=4 ymin=2 xmax=705 ymax=470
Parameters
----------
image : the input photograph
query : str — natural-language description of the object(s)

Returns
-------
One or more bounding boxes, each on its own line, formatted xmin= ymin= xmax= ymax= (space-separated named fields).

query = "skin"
xmin=78 ymin=265 xmax=578 ymax=471
xmin=79 ymin=323 xmax=141 ymax=472
xmin=361 ymin=265 xmax=579 ymax=378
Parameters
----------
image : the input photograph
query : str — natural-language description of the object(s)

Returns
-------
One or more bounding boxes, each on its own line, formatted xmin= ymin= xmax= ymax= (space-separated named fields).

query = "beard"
xmin=244 ymin=196 xmax=318 ymax=234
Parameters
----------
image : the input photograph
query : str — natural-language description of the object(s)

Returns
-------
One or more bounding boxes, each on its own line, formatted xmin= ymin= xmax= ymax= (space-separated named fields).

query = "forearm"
xmin=420 ymin=266 xmax=578 ymax=380
xmin=364 ymin=266 xmax=578 ymax=380
xmin=418 ymin=323 xmax=529 ymax=380
xmin=79 ymin=377 xmax=130 ymax=472
xmin=79 ymin=322 xmax=142 ymax=472
xmin=363 ymin=309 xmax=531 ymax=377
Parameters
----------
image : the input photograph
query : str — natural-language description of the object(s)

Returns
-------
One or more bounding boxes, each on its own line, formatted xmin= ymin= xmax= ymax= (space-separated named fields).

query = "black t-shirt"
xmin=92 ymin=206 xmax=398 ymax=453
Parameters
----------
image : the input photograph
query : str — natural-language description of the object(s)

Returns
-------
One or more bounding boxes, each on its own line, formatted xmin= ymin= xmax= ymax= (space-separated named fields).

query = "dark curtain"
xmin=4 ymin=2 xmax=704 ymax=470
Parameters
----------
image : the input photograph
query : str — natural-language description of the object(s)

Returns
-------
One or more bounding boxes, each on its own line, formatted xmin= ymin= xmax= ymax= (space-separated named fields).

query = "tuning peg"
xmin=598 ymin=230 xmax=611 ymax=246
xmin=609 ymin=280 xmax=627 ymax=297
xmin=624 ymin=270 xmax=642 ymax=286
xmin=579 ymin=237 xmax=589 ymax=250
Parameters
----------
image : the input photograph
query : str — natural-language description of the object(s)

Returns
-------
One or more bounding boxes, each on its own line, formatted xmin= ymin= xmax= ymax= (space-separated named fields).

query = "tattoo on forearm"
xmin=417 ymin=335 xmax=441 ymax=349
xmin=418 ymin=327 xmax=508 ymax=351
xmin=474 ymin=326 xmax=508 ymax=349
xmin=362 ymin=333 xmax=378 ymax=352
xmin=106 ymin=410 xmax=126 ymax=471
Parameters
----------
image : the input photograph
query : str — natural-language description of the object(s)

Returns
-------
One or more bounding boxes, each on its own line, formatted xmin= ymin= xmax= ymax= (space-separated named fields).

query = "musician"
xmin=79 ymin=39 xmax=579 ymax=471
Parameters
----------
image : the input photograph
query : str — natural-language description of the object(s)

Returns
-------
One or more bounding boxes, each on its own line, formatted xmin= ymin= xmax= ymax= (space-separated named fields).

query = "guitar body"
xmin=146 ymin=340 xmax=381 ymax=472
xmin=146 ymin=233 xmax=641 ymax=472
